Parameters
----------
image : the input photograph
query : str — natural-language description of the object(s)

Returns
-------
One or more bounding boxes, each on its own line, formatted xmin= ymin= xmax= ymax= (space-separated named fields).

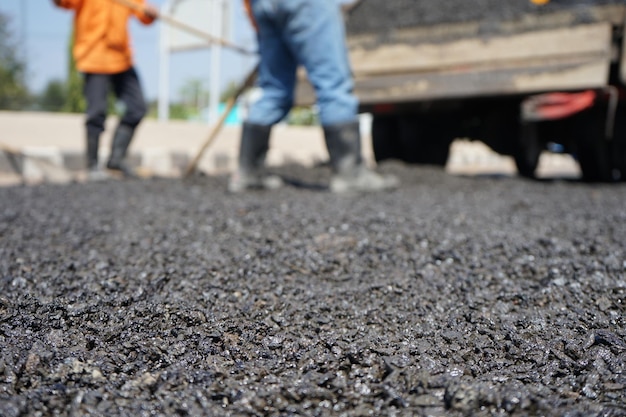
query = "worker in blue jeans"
xmin=230 ymin=0 xmax=398 ymax=193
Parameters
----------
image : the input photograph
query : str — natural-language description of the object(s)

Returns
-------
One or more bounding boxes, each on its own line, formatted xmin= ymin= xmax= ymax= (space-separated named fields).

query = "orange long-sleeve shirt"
xmin=55 ymin=0 xmax=155 ymax=74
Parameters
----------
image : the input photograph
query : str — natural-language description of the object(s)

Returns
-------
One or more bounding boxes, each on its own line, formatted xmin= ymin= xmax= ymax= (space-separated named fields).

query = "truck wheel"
xmin=614 ymin=140 xmax=626 ymax=182
xmin=513 ymin=122 xmax=541 ymax=179
xmin=577 ymin=141 xmax=612 ymax=182
xmin=609 ymin=103 xmax=626 ymax=181
xmin=372 ymin=115 xmax=401 ymax=162
xmin=573 ymin=109 xmax=613 ymax=182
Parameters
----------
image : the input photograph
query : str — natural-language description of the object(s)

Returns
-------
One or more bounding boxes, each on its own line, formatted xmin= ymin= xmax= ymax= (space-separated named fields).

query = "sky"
xmin=0 ymin=0 xmax=259 ymax=102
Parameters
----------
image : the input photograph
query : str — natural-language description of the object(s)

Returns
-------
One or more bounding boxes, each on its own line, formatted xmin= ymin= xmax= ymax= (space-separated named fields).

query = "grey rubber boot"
xmin=106 ymin=124 xmax=137 ymax=178
xmin=324 ymin=121 xmax=399 ymax=193
xmin=87 ymin=134 xmax=99 ymax=170
xmin=228 ymin=122 xmax=283 ymax=192
xmin=86 ymin=134 xmax=109 ymax=181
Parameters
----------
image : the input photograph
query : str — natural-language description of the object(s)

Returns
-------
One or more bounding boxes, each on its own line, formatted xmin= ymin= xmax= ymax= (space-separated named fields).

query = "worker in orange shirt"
xmin=52 ymin=0 xmax=158 ymax=179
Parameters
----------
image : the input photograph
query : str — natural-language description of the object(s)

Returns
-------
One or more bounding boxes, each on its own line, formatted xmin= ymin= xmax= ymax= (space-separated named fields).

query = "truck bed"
xmin=296 ymin=1 xmax=626 ymax=106
xmin=347 ymin=0 xmax=623 ymax=38
xmin=340 ymin=1 xmax=626 ymax=106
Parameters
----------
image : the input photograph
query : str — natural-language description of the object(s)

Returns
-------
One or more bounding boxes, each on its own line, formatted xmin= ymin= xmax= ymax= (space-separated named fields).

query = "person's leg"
xmin=114 ymin=67 xmax=147 ymax=129
xmin=279 ymin=0 xmax=357 ymax=126
xmin=279 ymin=0 xmax=398 ymax=192
xmin=322 ymin=121 xmax=398 ymax=193
xmin=229 ymin=0 xmax=297 ymax=192
xmin=107 ymin=67 xmax=147 ymax=177
xmin=83 ymin=73 xmax=110 ymax=173
xmin=246 ymin=0 xmax=298 ymax=126
xmin=228 ymin=122 xmax=283 ymax=192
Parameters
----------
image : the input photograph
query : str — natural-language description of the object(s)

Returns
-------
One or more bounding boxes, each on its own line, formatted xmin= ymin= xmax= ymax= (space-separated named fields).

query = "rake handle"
xmin=183 ymin=65 xmax=258 ymax=179
xmin=109 ymin=0 xmax=255 ymax=55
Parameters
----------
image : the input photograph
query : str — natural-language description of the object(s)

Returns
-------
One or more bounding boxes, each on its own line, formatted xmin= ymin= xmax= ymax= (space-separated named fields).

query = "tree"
xmin=220 ymin=81 xmax=239 ymax=103
xmin=63 ymin=31 xmax=86 ymax=113
xmin=0 ymin=12 xmax=30 ymax=110
xmin=180 ymin=78 xmax=209 ymax=116
xmin=39 ymin=80 xmax=66 ymax=112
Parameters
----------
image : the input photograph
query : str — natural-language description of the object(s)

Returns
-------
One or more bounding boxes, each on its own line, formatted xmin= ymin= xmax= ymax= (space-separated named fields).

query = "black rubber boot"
xmin=87 ymin=134 xmax=99 ymax=170
xmin=324 ymin=121 xmax=399 ymax=193
xmin=106 ymin=124 xmax=137 ymax=178
xmin=86 ymin=134 xmax=109 ymax=181
xmin=228 ymin=122 xmax=283 ymax=192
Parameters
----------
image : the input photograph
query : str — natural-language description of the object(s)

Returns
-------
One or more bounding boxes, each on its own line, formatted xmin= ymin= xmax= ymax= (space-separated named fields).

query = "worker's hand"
xmin=143 ymin=3 xmax=159 ymax=19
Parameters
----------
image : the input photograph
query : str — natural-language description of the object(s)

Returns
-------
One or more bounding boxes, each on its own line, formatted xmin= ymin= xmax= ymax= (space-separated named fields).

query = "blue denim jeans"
xmin=246 ymin=0 xmax=358 ymax=126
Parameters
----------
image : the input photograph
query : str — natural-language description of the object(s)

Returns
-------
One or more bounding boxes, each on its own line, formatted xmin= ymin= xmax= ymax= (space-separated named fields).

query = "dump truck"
xmin=299 ymin=0 xmax=626 ymax=181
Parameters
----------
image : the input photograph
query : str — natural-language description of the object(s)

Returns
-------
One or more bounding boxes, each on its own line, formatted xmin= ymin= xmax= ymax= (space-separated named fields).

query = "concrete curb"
xmin=0 ymin=111 xmax=336 ymax=183
xmin=0 ymin=111 xmax=581 ymax=184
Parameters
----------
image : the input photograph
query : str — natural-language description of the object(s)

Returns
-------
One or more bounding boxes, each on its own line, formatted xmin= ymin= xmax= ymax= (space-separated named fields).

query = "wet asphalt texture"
xmin=1 ymin=163 xmax=625 ymax=416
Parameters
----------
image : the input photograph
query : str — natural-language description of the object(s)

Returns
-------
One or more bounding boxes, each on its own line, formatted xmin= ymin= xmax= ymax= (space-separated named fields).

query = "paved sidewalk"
xmin=0 ymin=111 xmax=579 ymax=185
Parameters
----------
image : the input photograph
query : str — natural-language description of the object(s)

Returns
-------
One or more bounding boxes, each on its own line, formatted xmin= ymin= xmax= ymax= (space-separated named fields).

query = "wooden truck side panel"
xmin=350 ymin=23 xmax=612 ymax=105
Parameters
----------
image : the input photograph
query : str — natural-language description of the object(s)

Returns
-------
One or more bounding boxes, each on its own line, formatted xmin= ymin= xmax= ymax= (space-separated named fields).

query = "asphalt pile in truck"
xmin=346 ymin=0 xmax=620 ymax=35
xmin=1 ymin=164 xmax=625 ymax=416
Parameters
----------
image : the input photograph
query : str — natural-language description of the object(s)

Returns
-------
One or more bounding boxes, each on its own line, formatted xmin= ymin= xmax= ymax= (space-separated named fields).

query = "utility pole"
xmin=21 ymin=0 xmax=28 ymax=58
xmin=208 ymin=0 xmax=223 ymax=125
xmin=158 ymin=1 xmax=172 ymax=121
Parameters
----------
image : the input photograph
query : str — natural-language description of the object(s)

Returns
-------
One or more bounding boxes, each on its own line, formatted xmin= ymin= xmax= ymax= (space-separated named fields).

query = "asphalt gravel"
xmin=1 ymin=163 xmax=625 ymax=416
xmin=346 ymin=0 xmax=621 ymax=35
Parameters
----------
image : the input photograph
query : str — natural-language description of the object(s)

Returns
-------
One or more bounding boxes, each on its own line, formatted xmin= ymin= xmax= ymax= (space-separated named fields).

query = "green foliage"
xmin=63 ymin=31 xmax=86 ymax=113
xmin=220 ymin=81 xmax=239 ymax=103
xmin=146 ymin=100 xmax=158 ymax=118
xmin=287 ymin=106 xmax=318 ymax=126
xmin=0 ymin=12 xmax=31 ymax=110
xmin=146 ymin=100 xmax=194 ymax=121
xmin=179 ymin=78 xmax=209 ymax=112
xmin=39 ymin=80 xmax=66 ymax=112
xmin=168 ymin=103 xmax=194 ymax=120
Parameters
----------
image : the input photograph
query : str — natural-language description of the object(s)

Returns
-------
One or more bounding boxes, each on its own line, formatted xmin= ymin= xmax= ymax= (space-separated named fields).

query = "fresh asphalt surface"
xmin=1 ymin=162 xmax=624 ymax=416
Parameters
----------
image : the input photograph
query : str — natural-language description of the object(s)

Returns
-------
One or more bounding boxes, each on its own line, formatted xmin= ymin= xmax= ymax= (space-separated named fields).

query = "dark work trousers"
xmin=83 ymin=67 xmax=147 ymax=138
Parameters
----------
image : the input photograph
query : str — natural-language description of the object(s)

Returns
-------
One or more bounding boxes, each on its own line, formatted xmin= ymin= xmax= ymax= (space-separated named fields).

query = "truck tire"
xmin=577 ymin=141 xmax=612 ymax=182
xmin=372 ymin=115 xmax=402 ymax=162
xmin=609 ymin=103 xmax=626 ymax=181
xmin=573 ymin=109 xmax=614 ymax=182
xmin=513 ymin=122 xmax=541 ymax=179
